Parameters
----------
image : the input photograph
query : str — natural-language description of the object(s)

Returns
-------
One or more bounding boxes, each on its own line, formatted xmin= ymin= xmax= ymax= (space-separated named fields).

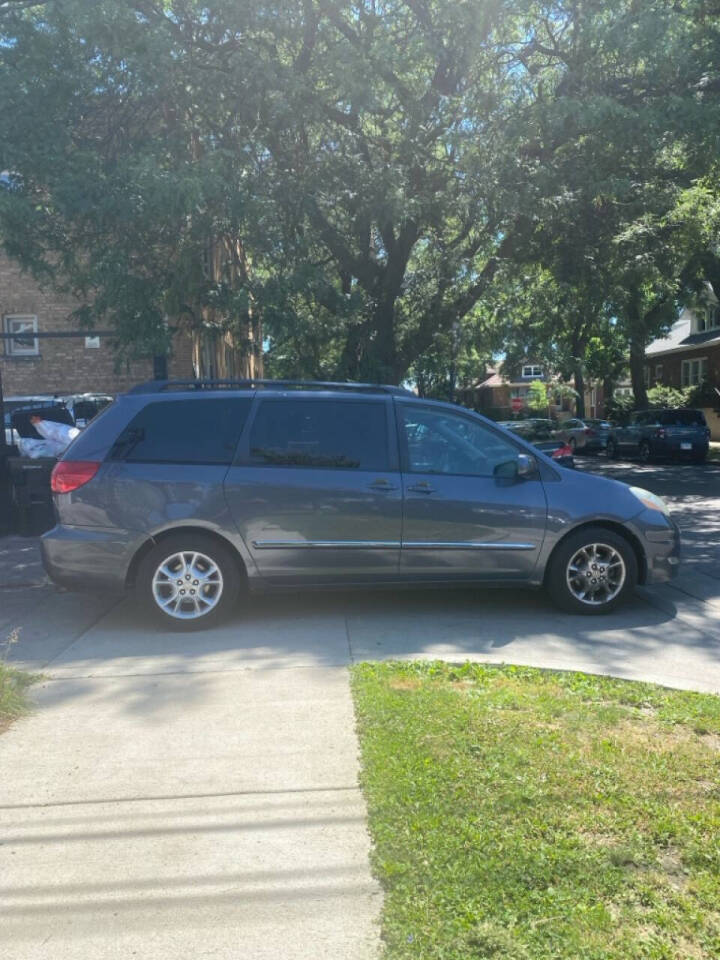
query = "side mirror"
xmin=494 ymin=453 xmax=535 ymax=481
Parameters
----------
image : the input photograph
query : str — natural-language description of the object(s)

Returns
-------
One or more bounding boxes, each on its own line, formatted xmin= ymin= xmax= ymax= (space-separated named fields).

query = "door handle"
xmin=407 ymin=481 xmax=435 ymax=494
xmin=369 ymin=478 xmax=398 ymax=491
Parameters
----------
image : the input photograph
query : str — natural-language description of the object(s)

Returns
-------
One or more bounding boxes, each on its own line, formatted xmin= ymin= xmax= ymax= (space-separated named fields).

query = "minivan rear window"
xmin=110 ymin=398 xmax=252 ymax=464
xmin=248 ymin=399 xmax=389 ymax=470
xmin=658 ymin=410 xmax=706 ymax=427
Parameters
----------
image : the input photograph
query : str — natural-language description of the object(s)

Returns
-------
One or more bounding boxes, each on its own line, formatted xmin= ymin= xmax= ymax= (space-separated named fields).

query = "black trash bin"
xmin=8 ymin=457 xmax=57 ymax=537
xmin=0 ymin=451 xmax=11 ymax=536
xmin=6 ymin=403 xmax=74 ymax=537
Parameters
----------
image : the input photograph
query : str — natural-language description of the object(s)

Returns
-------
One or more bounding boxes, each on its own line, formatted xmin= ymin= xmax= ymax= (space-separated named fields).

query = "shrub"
xmin=647 ymin=385 xmax=693 ymax=408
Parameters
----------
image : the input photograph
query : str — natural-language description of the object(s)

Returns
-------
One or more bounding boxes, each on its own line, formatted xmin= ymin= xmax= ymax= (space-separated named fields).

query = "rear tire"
xmin=137 ymin=533 xmax=242 ymax=630
xmin=545 ymin=527 xmax=638 ymax=615
xmin=694 ymin=452 xmax=707 ymax=465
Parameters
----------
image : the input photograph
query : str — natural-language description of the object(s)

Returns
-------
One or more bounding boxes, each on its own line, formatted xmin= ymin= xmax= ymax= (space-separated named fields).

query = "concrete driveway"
xmin=2 ymin=459 xmax=720 ymax=959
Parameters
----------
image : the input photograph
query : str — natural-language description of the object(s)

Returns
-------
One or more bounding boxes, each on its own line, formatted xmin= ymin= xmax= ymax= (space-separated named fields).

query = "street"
xmin=2 ymin=456 xmax=719 ymax=691
xmin=576 ymin=455 xmax=720 ymax=577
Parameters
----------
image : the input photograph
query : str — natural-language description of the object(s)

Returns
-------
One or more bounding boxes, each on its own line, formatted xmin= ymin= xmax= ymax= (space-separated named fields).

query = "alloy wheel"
xmin=151 ymin=550 xmax=224 ymax=620
xmin=565 ymin=542 xmax=626 ymax=606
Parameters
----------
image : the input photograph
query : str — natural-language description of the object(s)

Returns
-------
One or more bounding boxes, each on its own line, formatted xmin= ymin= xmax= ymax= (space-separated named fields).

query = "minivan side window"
xmin=399 ymin=405 xmax=520 ymax=477
xmin=109 ymin=398 xmax=252 ymax=464
xmin=248 ymin=399 xmax=389 ymax=470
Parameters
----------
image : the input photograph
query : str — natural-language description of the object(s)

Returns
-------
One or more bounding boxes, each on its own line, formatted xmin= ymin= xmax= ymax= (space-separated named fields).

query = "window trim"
xmin=521 ymin=364 xmax=543 ymax=379
xmin=4 ymin=314 xmax=39 ymax=357
xmin=681 ymin=356 xmax=708 ymax=387
xmin=395 ymin=400 xmax=527 ymax=479
xmin=694 ymin=306 xmax=720 ymax=334
xmin=654 ymin=363 xmax=663 ymax=382
xmin=236 ymin=395 xmax=398 ymax=472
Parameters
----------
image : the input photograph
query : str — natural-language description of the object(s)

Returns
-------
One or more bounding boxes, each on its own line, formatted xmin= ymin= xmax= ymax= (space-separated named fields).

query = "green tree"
xmin=526 ymin=380 xmax=549 ymax=414
xmin=2 ymin=0 xmax=720 ymax=385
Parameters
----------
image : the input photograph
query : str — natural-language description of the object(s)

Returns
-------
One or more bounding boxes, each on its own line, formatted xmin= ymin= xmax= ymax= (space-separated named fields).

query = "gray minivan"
xmin=41 ymin=380 xmax=680 ymax=628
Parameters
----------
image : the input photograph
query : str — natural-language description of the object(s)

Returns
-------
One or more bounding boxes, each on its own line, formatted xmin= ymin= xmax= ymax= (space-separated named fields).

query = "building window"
xmin=655 ymin=363 xmax=663 ymax=382
xmin=695 ymin=306 xmax=720 ymax=333
xmin=521 ymin=365 xmax=543 ymax=378
xmin=510 ymin=387 xmax=529 ymax=399
xmin=681 ymin=357 xmax=708 ymax=387
xmin=4 ymin=315 xmax=39 ymax=356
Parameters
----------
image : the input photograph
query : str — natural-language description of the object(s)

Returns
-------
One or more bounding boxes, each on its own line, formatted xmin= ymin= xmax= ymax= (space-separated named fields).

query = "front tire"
xmin=137 ymin=533 xmax=242 ymax=629
xmin=545 ymin=527 xmax=638 ymax=615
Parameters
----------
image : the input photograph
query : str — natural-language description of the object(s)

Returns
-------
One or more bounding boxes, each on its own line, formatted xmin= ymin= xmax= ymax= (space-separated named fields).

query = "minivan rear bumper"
xmin=651 ymin=438 xmax=709 ymax=458
xmin=41 ymin=524 xmax=141 ymax=593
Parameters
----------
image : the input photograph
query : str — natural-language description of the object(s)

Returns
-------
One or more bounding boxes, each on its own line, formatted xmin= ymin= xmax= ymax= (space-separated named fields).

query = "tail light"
xmin=552 ymin=445 xmax=573 ymax=459
xmin=584 ymin=427 xmax=596 ymax=436
xmin=51 ymin=460 xmax=101 ymax=494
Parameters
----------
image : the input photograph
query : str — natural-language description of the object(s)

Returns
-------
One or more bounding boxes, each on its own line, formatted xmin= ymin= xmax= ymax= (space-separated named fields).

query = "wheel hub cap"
xmin=566 ymin=543 xmax=626 ymax=606
xmin=152 ymin=550 xmax=223 ymax=620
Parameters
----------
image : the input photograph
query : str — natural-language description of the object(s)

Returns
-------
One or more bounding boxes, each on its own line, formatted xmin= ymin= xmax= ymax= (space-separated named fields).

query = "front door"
xmin=396 ymin=402 xmax=548 ymax=580
xmin=223 ymin=396 xmax=401 ymax=581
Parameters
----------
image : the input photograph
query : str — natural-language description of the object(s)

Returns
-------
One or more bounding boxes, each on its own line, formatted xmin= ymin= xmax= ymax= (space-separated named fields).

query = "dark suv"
xmin=607 ymin=409 xmax=710 ymax=463
xmin=41 ymin=380 xmax=680 ymax=627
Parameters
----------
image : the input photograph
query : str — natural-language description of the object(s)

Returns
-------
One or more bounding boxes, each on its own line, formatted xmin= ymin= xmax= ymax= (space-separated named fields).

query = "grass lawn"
xmin=0 ymin=636 xmax=37 ymax=734
xmin=351 ymin=661 xmax=720 ymax=960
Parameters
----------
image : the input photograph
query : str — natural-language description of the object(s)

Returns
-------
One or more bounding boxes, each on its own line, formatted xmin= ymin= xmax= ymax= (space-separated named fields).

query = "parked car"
xmin=42 ymin=379 xmax=680 ymax=627
xmin=499 ymin=418 xmax=557 ymax=440
xmin=556 ymin=417 xmax=611 ymax=453
xmin=499 ymin=422 xmax=574 ymax=468
xmin=607 ymin=409 xmax=710 ymax=464
xmin=532 ymin=439 xmax=575 ymax=469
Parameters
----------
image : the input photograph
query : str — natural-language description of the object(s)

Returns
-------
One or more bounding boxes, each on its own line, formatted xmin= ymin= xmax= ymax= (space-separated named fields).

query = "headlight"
xmin=630 ymin=486 xmax=670 ymax=516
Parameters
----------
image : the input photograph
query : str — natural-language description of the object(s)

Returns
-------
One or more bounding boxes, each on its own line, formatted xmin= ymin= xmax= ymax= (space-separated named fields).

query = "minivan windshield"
xmin=658 ymin=410 xmax=706 ymax=427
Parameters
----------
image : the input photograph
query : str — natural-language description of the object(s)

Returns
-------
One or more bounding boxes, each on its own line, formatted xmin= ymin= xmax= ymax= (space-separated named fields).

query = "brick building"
xmin=467 ymin=362 xmax=597 ymax=420
xmin=0 ymin=251 xmax=194 ymax=397
xmin=645 ymin=305 xmax=720 ymax=438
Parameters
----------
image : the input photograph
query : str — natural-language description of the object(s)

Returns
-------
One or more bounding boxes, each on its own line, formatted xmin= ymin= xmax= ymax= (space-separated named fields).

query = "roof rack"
xmin=126 ymin=378 xmax=414 ymax=397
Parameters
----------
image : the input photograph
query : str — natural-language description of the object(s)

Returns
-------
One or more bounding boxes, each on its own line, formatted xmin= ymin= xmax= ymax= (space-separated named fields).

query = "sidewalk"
xmin=1 ymin=630 xmax=381 ymax=959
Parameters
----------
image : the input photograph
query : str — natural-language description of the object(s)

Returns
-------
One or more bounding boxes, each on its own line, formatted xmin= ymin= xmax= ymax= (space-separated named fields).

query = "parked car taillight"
xmin=51 ymin=460 xmax=100 ymax=494
xmin=552 ymin=445 xmax=573 ymax=459
xmin=584 ymin=428 xmax=596 ymax=436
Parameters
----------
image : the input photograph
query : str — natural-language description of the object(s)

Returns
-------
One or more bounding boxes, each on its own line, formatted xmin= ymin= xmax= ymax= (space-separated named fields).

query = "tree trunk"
xmin=629 ymin=333 xmax=647 ymax=409
xmin=626 ymin=287 xmax=649 ymax=409
xmin=602 ymin=376 xmax=614 ymax=417
xmin=574 ymin=366 xmax=586 ymax=418
xmin=370 ymin=306 xmax=399 ymax=382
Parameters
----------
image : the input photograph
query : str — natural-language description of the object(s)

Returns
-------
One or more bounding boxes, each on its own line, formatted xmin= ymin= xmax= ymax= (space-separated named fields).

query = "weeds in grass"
xmin=0 ymin=628 xmax=37 ymax=732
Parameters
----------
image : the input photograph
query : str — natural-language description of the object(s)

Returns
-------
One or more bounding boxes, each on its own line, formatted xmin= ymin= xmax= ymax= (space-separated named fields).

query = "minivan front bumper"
xmin=630 ymin=511 xmax=681 ymax=584
xmin=41 ymin=524 xmax=142 ymax=593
